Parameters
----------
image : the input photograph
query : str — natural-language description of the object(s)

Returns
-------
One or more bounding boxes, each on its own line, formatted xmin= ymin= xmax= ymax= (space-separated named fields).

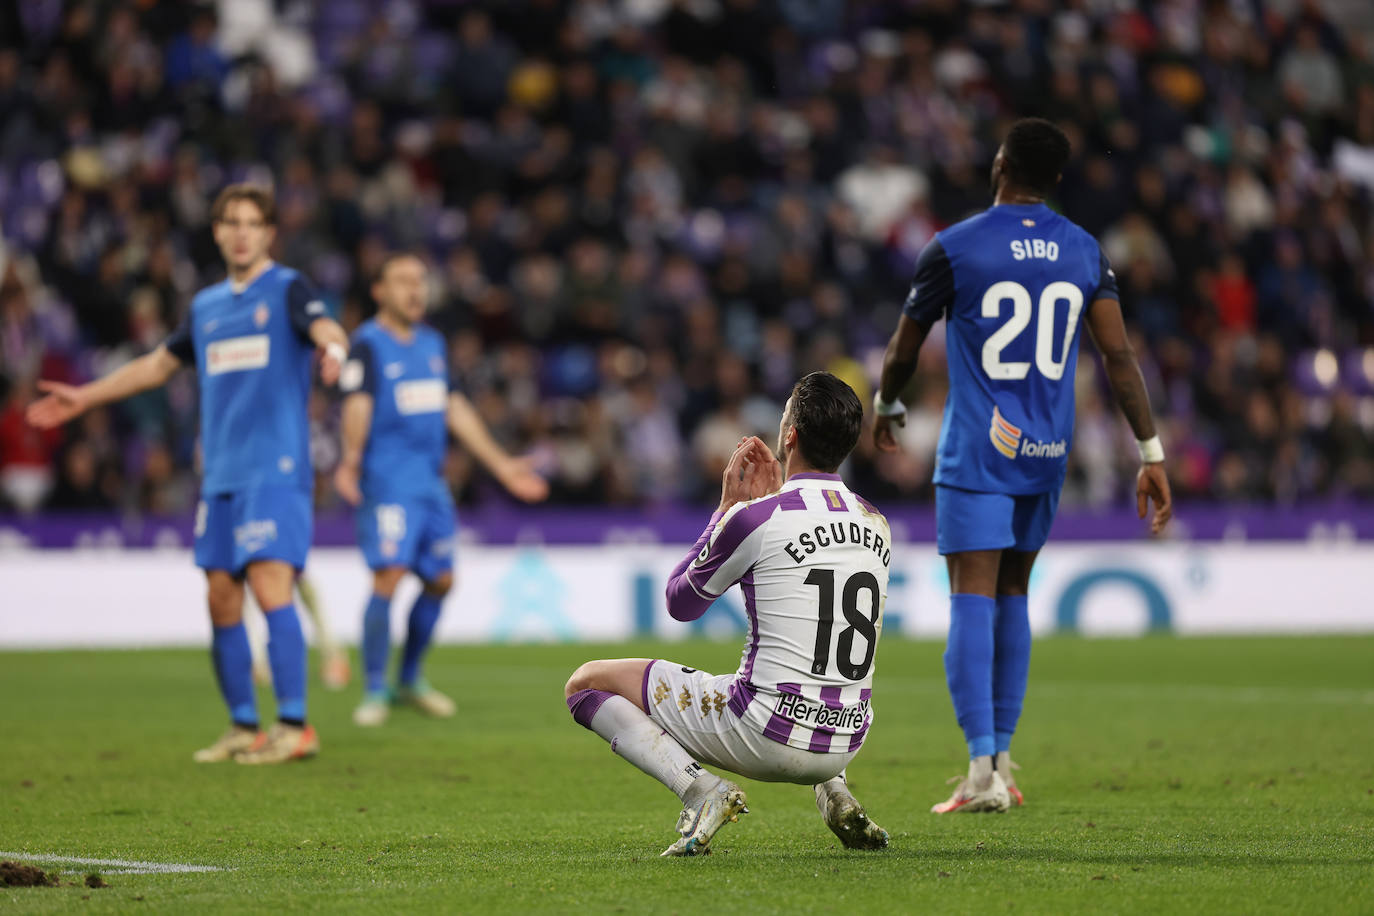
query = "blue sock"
xmin=211 ymin=622 xmax=258 ymax=728
xmin=993 ymin=594 xmax=1031 ymax=754
xmin=362 ymin=593 xmax=392 ymax=695
xmin=398 ymin=592 xmax=444 ymax=688
xmin=945 ymin=593 xmax=996 ymax=759
xmin=263 ymin=603 xmax=307 ymax=724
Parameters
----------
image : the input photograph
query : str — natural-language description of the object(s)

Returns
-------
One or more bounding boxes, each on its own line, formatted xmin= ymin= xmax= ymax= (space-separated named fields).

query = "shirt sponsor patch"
xmin=772 ymin=692 xmax=869 ymax=732
xmin=394 ymin=378 xmax=447 ymax=415
xmin=206 ymin=334 xmax=270 ymax=375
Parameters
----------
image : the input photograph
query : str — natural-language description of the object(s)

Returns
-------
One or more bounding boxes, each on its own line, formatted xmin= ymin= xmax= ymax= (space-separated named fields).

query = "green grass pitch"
xmin=2 ymin=636 xmax=1372 ymax=914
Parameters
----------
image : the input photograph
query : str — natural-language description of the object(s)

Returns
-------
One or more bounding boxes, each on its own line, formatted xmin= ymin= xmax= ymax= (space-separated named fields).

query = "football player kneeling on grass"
xmin=566 ymin=372 xmax=891 ymax=856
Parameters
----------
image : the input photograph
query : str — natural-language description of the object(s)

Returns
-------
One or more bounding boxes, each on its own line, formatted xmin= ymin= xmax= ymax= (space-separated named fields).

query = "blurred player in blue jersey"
xmin=28 ymin=185 xmax=350 ymax=765
xmin=333 ymin=253 xmax=548 ymax=727
xmin=873 ymin=120 xmax=1173 ymax=813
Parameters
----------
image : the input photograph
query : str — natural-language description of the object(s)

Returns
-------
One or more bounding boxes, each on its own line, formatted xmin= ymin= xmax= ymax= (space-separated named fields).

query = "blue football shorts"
xmin=194 ymin=486 xmax=313 ymax=575
xmin=935 ymin=484 xmax=1061 ymax=556
xmin=356 ymin=493 xmax=457 ymax=583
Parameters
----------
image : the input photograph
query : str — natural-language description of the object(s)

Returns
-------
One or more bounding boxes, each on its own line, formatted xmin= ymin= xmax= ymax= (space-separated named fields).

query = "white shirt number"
xmin=980 ymin=280 xmax=1085 ymax=381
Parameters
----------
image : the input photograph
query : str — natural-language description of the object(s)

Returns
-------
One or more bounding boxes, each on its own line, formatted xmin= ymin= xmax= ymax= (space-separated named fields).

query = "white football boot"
xmin=814 ymin=775 xmax=889 ymax=849
xmin=661 ymin=776 xmax=749 ymax=857
xmin=931 ymin=757 xmax=1011 ymax=814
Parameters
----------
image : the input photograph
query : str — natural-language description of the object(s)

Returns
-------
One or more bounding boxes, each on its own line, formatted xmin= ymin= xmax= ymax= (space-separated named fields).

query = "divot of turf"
xmin=0 ymin=862 xmax=56 ymax=887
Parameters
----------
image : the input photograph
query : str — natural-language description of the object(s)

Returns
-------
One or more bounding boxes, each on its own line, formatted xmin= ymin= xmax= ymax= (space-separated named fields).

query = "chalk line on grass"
xmin=0 ymin=851 xmax=228 ymax=875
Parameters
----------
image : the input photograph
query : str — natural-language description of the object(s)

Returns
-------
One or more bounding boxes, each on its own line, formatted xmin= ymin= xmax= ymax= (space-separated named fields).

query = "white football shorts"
xmin=641 ymin=659 xmax=857 ymax=785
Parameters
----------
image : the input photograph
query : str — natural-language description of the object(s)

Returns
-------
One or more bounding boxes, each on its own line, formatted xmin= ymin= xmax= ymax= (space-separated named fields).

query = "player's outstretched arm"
xmin=446 ymin=392 xmax=549 ymax=503
xmin=1084 ymin=297 xmax=1173 ymax=535
xmin=307 ymin=317 xmax=350 ymax=387
xmin=26 ymin=345 xmax=182 ymax=430
xmin=334 ymin=391 xmax=373 ymax=506
xmin=873 ymin=314 xmax=931 ymax=452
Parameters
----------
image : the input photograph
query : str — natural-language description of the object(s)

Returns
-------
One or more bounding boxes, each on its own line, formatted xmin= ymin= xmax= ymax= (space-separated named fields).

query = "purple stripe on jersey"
xmin=822 ymin=489 xmax=848 ymax=512
xmin=567 ymin=688 xmax=614 ymax=729
xmin=763 ymin=712 xmax=795 ymax=745
xmin=739 ymin=571 xmax=760 ymax=680
xmin=641 ymin=659 xmax=659 ymax=713
xmin=808 ymin=727 xmax=835 ymax=753
xmin=776 ymin=682 xmax=801 ymax=695
xmin=789 ymin=472 xmax=843 ymax=482
xmin=854 ymin=494 xmax=883 ymax=517
xmin=859 ymin=688 xmax=871 ymax=703
xmin=727 ymin=678 xmax=755 ymax=717
xmin=819 ymin=686 xmax=843 ymax=708
xmin=778 ymin=488 xmax=807 ymax=511
xmin=848 ymin=717 xmax=871 ymax=751
xmin=688 ymin=495 xmax=779 ymax=585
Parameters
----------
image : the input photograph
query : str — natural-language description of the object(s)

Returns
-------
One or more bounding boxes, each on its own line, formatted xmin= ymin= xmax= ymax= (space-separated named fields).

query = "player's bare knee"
xmin=565 ymin=661 xmax=603 ymax=699
xmin=206 ymin=575 xmax=243 ymax=627
xmin=423 ymin=572 xmax=453 ymax=598
xmin=372 ymin=567 xmax=406 ymax=598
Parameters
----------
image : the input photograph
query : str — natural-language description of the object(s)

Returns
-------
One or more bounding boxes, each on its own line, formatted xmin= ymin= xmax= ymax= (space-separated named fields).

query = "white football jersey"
xmin=674 ymin=473 xmax=890 ymax=753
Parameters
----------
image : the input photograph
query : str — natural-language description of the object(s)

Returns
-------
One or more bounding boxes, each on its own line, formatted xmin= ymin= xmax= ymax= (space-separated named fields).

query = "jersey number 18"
xmin=805 ymin=569 xmax=880 ymax=679
xmin=981 ymin=280 xmax=1085 ymax=381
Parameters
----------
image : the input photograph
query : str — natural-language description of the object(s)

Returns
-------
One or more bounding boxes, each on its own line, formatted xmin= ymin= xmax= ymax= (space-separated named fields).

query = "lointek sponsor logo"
xmin=989 ymin=406 xmax=1065 ymax=460
xmin=206 ymin=335 xmax=270 ymax=376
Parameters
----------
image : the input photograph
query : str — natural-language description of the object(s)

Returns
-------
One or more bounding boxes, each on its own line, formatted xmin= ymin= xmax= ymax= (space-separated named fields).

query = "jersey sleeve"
xmin=286 ymin=275 xmax=329 ymax=341
xmin=339 ymin=337 xmax=376 ymax=397
xmin=163 ymin=312 xmax=195 ymax=364
xmin=901 ymin=238 xmax=955 ymax=328
xmin=1093 ymin=246 xmax=1120 ymax=302
xmin=664 ymin=497 xmax=776 ymax=621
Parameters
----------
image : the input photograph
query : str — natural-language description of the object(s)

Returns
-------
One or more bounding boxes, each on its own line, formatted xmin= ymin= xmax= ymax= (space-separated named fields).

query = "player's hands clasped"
xmin=1137 ymin=462 xmax=1173 ymax=536
xmin=25 ymin=380 xmax=89 ymax=429
xmin=719 ymin=436 xmax=782 ymax=513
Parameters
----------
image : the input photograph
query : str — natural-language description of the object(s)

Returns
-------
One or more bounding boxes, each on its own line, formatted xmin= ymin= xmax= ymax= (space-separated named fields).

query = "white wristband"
xmin=873 ymin=393 xmax=906 ymax=418
xmin=325 ymin=343 xmax=347 ymax=365
xmin=1136 ymin=435 xmax=1165 ymax=464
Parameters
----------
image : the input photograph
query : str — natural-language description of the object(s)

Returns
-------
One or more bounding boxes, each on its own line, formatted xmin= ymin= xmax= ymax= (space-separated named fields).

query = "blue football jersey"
xmin=340 ymin=320 xmax=453 ymax=502
xmin=903 ymin=203 xmax=1118 ymax=495
xmin=165 ymin=262 xmax=325 ymax=494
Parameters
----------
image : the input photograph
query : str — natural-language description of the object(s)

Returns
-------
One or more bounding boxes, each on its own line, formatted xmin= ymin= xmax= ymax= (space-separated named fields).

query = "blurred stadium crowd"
xmin=2 ymin=0 xmax=1374 ymax=515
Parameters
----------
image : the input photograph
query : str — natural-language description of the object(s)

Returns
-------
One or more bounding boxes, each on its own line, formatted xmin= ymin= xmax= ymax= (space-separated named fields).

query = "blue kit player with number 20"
xmin=873 ymin=119 xmax=1174 ymax=813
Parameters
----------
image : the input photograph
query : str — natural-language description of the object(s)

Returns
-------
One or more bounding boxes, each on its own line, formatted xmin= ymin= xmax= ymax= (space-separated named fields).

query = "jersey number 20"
xmin=805 ymin=569 xmax=880 ymax=679
xmin=981 ymin=280 xmax=1084 ymax=381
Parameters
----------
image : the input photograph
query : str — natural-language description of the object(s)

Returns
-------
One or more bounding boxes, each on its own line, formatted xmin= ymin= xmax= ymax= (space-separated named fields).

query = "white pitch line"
xmin=0 ymin=852 xmax=228 ymax=874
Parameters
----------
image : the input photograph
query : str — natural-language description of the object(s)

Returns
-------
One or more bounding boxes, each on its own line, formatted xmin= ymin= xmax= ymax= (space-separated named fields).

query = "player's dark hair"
xmin=786 ymin=371 xmax=863 ymax=473
xmin=373 ymin=251 xmax=426 ymax=284
xmin=211 ymin=184 xmax=277 ymax=225
xmin=1001 ymin=118 xmax=1071 ymax=197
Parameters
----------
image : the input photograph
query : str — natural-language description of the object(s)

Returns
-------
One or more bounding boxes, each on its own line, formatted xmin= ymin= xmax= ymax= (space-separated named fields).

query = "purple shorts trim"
xmin=640 ymin=659 xmax=660 ymax=713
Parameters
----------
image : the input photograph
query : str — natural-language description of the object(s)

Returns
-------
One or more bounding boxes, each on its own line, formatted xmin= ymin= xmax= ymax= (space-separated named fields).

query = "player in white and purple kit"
xmin=28 ymin=185 xmax=351 ymax=764
xmin=566 ymin=372 xmax=890 ymax=856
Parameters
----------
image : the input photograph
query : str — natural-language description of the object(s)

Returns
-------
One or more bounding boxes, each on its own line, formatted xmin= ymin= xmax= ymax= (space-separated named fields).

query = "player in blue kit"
xmin=28 ymin=185 xmax=350 ymax=764
xmin=873 ymin=120 xmax=1173 ymax=812
xmin=333 ymin=253 xmax=548 ymax=727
